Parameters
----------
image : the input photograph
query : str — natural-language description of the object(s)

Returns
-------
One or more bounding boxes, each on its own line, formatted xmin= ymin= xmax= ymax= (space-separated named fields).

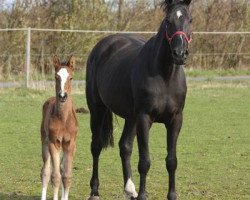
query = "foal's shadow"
xmin=0 ymin=192 xmax=50 ymax=200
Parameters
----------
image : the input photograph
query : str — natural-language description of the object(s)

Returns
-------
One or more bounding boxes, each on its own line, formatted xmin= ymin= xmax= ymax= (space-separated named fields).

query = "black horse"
xmin=86 ymin=0 xmax=193 ymax=199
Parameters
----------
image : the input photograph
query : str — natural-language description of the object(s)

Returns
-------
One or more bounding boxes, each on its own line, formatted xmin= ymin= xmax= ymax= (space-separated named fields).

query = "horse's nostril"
xmin=173 ymin=50 xmax=184 ymax=57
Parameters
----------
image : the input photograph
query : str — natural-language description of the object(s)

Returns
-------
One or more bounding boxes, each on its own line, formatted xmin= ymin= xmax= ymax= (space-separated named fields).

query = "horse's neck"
xmin=150 ymin=23 xmax=174 ymax=78
xmin=55 ymin=97 xmax=73 ymax=121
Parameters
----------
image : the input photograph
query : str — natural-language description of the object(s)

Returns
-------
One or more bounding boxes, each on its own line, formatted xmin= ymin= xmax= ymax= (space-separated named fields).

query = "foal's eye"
xmin=70 ymin=77 xmax=73 ymax=80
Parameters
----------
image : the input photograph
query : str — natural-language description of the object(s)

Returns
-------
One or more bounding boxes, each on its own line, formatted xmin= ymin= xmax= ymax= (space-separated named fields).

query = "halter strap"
xmin=166 ymin=31 xmax=192 ymax=44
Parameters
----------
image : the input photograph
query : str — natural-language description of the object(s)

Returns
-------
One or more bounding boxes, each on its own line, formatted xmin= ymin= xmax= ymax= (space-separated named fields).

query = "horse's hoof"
xmin=88 ymin=196 xmax=100 ymax=200
xmin=167 ymin=192 xmax=177 ymax=200
xmin=136 ymin=196 xmax=146 ymax=200
xmin=125 ymin=191 xmax=138 ymax=200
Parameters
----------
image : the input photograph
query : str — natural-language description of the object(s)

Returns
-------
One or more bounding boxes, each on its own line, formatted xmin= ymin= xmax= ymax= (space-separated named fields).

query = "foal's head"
xmin=163 ymin=0 xmax=193 ymax=65
xmin=53 ymin=55 xmax=75 ymax=103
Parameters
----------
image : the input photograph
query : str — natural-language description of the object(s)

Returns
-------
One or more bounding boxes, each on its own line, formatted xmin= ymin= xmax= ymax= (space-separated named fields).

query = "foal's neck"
xmin=55 ymin=96 xmax=73 ymax=120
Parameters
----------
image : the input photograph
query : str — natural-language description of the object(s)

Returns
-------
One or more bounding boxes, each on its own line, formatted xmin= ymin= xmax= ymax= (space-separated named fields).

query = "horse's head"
xmin=53 ymin=55 xmax=75 ymax=103
xmin=163 ymin=0 xmax=192 ymax=65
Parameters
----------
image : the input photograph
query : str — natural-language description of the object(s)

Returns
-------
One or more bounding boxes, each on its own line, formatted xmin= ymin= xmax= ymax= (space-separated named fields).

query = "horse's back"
xmin=87 ymin=34 xmax=145 ymax=65
xmin=86 ymin=34 xmax=145 ymax=118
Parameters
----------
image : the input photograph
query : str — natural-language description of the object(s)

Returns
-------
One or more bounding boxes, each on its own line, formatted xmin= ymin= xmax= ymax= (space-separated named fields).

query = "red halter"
xmin=166 ymin=31 xmax=192 ymax=44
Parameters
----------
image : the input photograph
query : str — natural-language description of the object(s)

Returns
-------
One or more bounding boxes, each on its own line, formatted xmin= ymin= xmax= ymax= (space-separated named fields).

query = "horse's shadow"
xmin=0 ymin=192 xmax=49 ymax=200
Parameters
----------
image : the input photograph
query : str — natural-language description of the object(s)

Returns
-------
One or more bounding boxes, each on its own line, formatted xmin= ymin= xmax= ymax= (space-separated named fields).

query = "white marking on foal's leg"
xmin=53 ymin=191 xmax=59 ymax=200
xmin=61 ymin=185 xmax=69 ymax=200
xmin=41 ymin=187 xmax=47 ymax=200
xmin=61 ymin=185 xmax=65 ymax=200
xmin=125 ymin=178 xmax=138 ymax=198
xmin=41 ymin=145 xmax=51 ymax=200
xmin=63 ymin=188 xmax=69 ymax=200
xmin=176 ymin=10 xmax=183 ymax=18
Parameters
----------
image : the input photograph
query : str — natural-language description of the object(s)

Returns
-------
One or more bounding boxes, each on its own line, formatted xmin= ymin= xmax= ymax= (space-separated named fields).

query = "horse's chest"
xmin=136 ymin=83 xmax=184 ymax=119
xmin=149 ymin=90 xmax=173 ymax=112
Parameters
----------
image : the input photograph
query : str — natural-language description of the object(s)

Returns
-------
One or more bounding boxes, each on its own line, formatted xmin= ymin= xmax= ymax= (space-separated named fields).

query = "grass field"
xmin=1 ymin=69 xmax=250 ymax=82
xmin=0 ymin=80 xmax=249 ymax=200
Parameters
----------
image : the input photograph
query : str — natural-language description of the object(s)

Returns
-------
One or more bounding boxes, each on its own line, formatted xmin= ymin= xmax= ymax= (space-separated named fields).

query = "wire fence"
xmin=0 ymin=28 xmax=249 ymax=88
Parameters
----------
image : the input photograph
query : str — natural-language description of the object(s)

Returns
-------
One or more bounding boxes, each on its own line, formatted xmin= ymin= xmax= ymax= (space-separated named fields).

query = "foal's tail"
xmin=101 ymin=109 xmax=114 ymax=149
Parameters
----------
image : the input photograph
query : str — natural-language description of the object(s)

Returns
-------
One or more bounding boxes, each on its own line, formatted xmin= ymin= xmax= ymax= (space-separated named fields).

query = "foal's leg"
xmin=119 ymin=120 xmax=137 ymax=198
xmin=49 ymin=142 xmax=61 ymax=200
xmin=88 ymin=107 xmax=106 ymax=200
xmin=41 ymin=140 xmax=51 ymax=200
xmin=61 ymin=140 xmax=76 ymax=200
xmin=136 ymin=114 xmax=152 ymax=200
xmin=165 ymin=112 xmax=183 ymax=200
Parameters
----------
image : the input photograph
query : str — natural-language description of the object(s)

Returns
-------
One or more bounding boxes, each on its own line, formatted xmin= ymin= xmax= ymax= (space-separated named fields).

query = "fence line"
xmin=1 ymin=28 xmax=250 ymax=34
xmin=0 ymin=28 xmax=249 ymax=87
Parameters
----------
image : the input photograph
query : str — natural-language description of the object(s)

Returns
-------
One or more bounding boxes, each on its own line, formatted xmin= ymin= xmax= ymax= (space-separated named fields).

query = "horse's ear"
xmin=53 ymin=55 xmax=61 ymax=71
xmin=67 ymin=55 xmax=75 ymax=71
xmin=183 ymin=0 xmax=192 ymax=6
xmin=165 ymin=0 xmax=173 ymax=5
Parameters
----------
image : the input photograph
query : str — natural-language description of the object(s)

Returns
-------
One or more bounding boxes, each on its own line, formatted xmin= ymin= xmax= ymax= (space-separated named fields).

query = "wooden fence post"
xmin=25 ymin=27 xmax=31 ymax=88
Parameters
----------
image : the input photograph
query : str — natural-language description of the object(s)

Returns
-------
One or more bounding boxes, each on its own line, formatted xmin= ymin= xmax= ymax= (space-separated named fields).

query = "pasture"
xmin=0 ymin=80 xmax=249 ymax=200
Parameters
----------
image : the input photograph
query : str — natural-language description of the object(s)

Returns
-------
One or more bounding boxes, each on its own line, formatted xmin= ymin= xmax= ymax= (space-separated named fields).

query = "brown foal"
xmin=40 ymin=55 xmax=78 ymax=200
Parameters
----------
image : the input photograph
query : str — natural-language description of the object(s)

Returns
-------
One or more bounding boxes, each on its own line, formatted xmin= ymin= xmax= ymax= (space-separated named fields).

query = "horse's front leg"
xmin=136 ymin=114 xmax=152 ymax=200
xmin=119 ymin=120 xmax=137 ymax=198
xmin=165 ymin=112 xmax=183 ymax=200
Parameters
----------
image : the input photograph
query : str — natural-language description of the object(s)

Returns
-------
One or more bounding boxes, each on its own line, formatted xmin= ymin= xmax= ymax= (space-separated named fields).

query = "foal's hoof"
xmin=88 ymin=196 xmax=100 ymax=200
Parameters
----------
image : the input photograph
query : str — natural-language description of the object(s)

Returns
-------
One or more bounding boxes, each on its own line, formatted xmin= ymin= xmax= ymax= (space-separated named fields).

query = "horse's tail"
xmin=101 ymin=109 xmax=114 ymax=149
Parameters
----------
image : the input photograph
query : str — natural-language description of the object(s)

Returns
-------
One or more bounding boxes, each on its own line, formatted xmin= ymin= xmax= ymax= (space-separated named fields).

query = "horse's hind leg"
xmin=119 ymin=120 xmax=137 ymax=198
xmin=61 ymin=140 xmax=76 ymax=200
xmin=41 ymin=140 xmax=51 ymax=200
xmin=88 ymin=106 xmax=107 ymax=200
xmin=49 ymin=142 xmax=61 ymax=200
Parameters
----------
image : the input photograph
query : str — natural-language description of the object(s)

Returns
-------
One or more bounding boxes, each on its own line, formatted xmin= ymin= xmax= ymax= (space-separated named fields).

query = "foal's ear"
xmin=183 ymin=0 xmax=192 ymax=6
xmin=67 ymin=55 xmax=76 ymax=71
xmin=53 ymin=55 xmax=61 ymax=71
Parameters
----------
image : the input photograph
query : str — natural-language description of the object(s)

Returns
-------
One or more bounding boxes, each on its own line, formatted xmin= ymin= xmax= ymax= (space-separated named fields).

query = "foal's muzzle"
xmin=58 ymin=92 xmax=68 ymax=102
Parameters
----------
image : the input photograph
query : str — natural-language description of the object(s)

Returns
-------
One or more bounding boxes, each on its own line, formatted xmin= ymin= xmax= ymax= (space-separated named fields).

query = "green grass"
xmin=1 ymin=68 xmax=250 ymax=82
xmin=0 ymin=81 xmax=249 ymax=200
xmin=185 ymin=68 xmax=250 ymax=78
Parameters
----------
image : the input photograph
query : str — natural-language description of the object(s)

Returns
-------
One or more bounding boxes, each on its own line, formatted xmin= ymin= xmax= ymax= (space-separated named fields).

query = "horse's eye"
xmin=70 ymin=77 xmax=73 ymax=80
xmin=189 ymin=18 xmax=193 ymax=23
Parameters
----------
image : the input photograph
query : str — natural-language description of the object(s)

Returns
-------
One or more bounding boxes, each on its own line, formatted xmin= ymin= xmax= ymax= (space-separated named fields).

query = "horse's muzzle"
xmin=58 ymin=92 xmax=68 ymax=102
xmin=172 ymin=49 xmax=188 ymax=65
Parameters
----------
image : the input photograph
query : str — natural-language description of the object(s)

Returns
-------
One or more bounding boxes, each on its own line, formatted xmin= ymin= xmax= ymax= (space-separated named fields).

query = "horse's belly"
xmin=99 ymin=82 xmax=134 ymax=119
